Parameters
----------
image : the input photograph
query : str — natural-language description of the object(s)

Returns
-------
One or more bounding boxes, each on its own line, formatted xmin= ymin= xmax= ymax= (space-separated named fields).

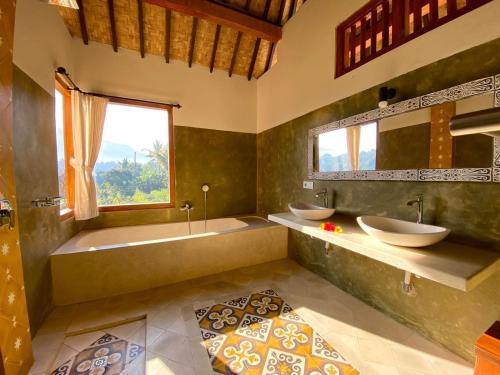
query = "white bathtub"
xmin=51 ymin=216 xmax=288 ymax=305
xmin=54 ymin=217 xmax=252 ymax=254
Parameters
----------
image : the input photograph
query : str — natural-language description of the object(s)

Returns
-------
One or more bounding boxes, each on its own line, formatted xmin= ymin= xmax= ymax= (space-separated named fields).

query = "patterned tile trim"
xmin=418 ymin=168 xmax=492 ymax=182
xmin=196 ymin=290 xmax=358 ymax=375
xmin=420 ymin=77 xmax=495 ymax=107
xmin=309 ymin=73 xmax=500 ymax=183
xmin=311 ymin=170 xmax=418 ymax=181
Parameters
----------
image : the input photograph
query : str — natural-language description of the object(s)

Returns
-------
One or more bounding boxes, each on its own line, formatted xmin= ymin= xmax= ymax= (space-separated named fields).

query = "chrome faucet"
xmin=407 ymin=194 xmax=424 ymax=224
xmin=180 ymin=201 xmax=193 ymax=211
xmin=315 ymin=188 xmax=328 ymax=208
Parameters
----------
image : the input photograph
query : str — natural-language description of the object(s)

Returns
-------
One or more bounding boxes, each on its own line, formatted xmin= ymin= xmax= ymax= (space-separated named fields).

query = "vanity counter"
xmin=269 ymin=212 xmax=500 ymax=291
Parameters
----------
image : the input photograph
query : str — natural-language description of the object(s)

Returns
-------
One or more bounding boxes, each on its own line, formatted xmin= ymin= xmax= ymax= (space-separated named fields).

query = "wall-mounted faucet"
xmin=31 ymin=196 xmax=63 ymax=208
xmin=407 ymin=194 xmax=424 ymax=224
xmin=180 ymin=201 xmax=194 ymax=212
xmin=315 ymin=188 xmax=328 ymax=208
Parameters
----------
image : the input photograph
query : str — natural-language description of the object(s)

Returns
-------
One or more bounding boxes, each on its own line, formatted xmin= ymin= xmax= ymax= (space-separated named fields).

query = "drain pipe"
xmin=202 ymin=184 xmax=210 ymax=232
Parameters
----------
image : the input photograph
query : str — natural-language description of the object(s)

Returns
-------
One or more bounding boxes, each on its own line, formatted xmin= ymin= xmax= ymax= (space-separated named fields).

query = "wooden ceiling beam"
xmin=247 ymin=0 xmax=272 ymax=80
xmin=287 ymin=0 xmax=297 ymax=21
xmin=264 ymin=0 xmax=287 ymax=75
xmin=107 ymin=0 xmax=118 ymax=52
xmin=76 ymin=0 xmax=89 ymax=45
xmin=229 ymin=0 xmax=252 ymax=77
xmin=228 ymin=33 xmax=242 ymax=77
xmin=188 ymin=17 xmax=198 ymax=67
xmin=138 ymin=0 xmax=145 ymax=58
xmin=144 ymin=0 xmax=282 ymax=42
xmin=165 ymin=9 xmax=171 ymax=63
xmin=209 ymin=24 xmax=221 ymax=73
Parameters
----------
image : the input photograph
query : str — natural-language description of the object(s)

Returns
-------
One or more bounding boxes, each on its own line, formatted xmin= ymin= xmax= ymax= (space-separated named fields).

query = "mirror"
xmin=313 ymin=93 xmax=495 ymax=173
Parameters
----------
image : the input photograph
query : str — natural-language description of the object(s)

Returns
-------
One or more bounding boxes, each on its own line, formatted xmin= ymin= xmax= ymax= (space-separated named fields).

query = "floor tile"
xmin=29 ymin=259 xmax=474 ymax=375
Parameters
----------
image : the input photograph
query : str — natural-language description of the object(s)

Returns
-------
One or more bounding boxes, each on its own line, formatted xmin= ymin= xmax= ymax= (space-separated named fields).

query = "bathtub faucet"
xmin=180 ymin=202 xmax=194 ymax=211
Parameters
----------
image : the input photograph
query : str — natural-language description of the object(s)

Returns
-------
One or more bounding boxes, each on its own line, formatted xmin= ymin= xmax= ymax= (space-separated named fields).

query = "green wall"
xmin=12 ymin=66 xmax=82 ymax=335
xmin=83 ymin=126 xmax=256 ymax=229
xmin=257 ymin=38 xmax=500 ymax=361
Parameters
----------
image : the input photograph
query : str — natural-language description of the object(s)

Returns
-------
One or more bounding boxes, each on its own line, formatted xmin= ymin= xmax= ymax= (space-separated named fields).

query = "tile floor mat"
xmin=195 ymin=289 xmax=359 ymax=375
xmin=51 ymin=319 xmax=146 ymax=375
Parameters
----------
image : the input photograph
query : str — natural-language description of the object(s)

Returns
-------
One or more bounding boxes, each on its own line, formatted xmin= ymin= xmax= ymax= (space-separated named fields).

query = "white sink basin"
xmin=288 ymin=202 xmax=335 ymax=221
xmin=357 ymin=216 xmax=450 ymax=247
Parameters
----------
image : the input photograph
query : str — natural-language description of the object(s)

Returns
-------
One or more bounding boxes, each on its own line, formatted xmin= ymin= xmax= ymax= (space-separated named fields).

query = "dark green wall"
xmin=257 ymin=38 xmax=500 ymax=361
xmin=12 ymin=66 xmax=82 ymax=335
xmin=83 ymin=126 xmax=256 ymax=229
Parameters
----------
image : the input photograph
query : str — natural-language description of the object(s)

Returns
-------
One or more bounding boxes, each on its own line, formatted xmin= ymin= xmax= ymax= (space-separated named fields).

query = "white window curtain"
xmin=346 ymin=126 xmax=361 ymax=171
xmin=70 ymin=91 xmax=109 ymax=220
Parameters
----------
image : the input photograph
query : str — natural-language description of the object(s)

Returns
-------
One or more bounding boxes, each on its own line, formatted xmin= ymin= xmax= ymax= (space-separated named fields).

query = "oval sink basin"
xmin=288 ymin=202 xmax=335 ymax=221
xmin=357 ymin=216 xmax=450 ymax=247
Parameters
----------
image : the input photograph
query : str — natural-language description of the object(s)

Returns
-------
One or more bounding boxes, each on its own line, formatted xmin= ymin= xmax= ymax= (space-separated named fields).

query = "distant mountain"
xmin=320 ymin=149 xmax=376 ymax=172
xmin=98 ymin=141 xmax=149 ymax=163
xmin=56 ymin=128 xmax=150 ymax=164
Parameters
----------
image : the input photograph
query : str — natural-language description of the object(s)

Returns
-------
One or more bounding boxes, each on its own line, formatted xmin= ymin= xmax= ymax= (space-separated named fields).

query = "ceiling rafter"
xmin=138 ymin=0 xmax=145 ymax=58
xmin=247 ymin=0 xmax=272 ymax=80
xmin=76 ymin=0 xmax=89 ymax=45
xmin=144 ymin=0 xmax=282 ymax=42
xmin=263 ymin=0 xmax=287 ymax=75
xmin=107 ymin=0 xmax=118 ymax=52
xmin=287 ymin=0 xmax=297 ymax=21
xmin=209 ymin=24 xmax=222 ymax=73
xmin=165 ymin=9 xmax=171 ymax=63
xmin=229 ymin=0 xmax=252 ymax=77
xmin=188 ymin=17 xmax=198 ymax=67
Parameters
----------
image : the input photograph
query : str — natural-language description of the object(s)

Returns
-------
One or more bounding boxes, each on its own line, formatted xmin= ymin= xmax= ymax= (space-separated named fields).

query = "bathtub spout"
xmin=180 ymin=201 xmax=194 ymax=235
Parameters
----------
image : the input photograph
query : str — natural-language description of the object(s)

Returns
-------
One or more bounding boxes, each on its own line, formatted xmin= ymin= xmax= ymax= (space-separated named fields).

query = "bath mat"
xmin=51 ymin=320 xmax=145 ymax=375
xmin=195 ymin=289 xmax=358 ymax=375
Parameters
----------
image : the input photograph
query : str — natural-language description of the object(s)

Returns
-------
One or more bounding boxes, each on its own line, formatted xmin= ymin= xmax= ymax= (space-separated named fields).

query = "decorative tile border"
xmin=418 ymin=168 xmax=492 ymax=182
xmin=420 ymin=77 xmax=494 ymax=107
xmin=309 ymin=73 xmax=500 ymax=183
xmin=310 ymin=170 xmax=418 ymax=181
xmin=493 ymin=168 xmax=500 ymax=183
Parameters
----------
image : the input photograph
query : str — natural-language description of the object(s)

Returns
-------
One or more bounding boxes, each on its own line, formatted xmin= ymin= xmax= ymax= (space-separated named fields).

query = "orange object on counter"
xmin=475 ymin=321 xmax=500 ymax=375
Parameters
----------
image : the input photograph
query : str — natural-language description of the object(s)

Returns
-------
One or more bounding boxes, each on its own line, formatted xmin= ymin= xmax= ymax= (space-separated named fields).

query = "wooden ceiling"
xmin=58 ymin=0 xmax=307 ymax=79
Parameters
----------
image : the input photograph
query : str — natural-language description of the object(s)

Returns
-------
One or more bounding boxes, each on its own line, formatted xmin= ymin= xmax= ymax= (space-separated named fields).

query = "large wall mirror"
xmin=309 ymin=75 xmax=500 ymax=182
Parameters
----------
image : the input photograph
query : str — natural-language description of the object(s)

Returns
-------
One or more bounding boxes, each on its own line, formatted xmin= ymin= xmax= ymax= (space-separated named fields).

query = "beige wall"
xmin=13 ymin=0 xmax=256 ymax=133
xmin=72 ymin=41 xmax=257 ymax=133
xmin=257 ymin=0 xmax=500 ymax=132
xmin=13 ymin=0 xmax=74 ymax=96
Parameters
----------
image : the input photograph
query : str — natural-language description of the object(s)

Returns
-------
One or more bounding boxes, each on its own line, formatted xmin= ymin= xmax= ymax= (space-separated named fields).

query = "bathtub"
xmin=51 ymin=216 xmax=288 ymax=305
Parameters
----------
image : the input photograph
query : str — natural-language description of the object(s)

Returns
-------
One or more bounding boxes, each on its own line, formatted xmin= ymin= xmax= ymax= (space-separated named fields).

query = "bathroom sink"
xmin=288 ymin=202 xmax=335 ymax=221
xmin=357 ymin=216 xmax=450 ymax=247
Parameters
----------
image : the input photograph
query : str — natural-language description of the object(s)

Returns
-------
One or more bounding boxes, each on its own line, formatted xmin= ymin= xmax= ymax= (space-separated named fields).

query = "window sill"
xmin=59 ymin=208 xmax=74 ymax=221
xmin=98 ymin=203 xmax=175 ymax=212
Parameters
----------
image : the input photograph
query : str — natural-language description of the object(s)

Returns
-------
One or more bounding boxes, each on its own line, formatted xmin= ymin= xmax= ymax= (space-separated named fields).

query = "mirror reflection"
xmin=314 ymin=93 xmax=494 ymax=172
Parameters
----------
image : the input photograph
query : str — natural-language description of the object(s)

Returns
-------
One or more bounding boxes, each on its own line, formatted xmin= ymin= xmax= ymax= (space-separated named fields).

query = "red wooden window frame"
xmin=335 ymin=0 xmax=493 ymax=78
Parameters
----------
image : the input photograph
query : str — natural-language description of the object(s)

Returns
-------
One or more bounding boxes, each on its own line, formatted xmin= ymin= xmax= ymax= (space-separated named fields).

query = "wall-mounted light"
xmin=378 ymin=87 xmax=397 ymax=109
xmin=40 ymin=0 xmax=79 ymax=9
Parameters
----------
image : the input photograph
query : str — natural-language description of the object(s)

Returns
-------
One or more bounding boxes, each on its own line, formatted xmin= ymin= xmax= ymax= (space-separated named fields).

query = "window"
xmin=335 ymin=0 xmax=492 ymax=77
xmin=95 ymin=99 xmax=175 ymax=210
xmin=54 ymin=80 xmax=74 ymax=220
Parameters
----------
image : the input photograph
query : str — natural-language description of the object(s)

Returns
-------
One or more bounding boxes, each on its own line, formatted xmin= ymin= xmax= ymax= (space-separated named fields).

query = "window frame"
xmin=55 ymin=78 xmax=75 ymax=221
xmin=97 ymin=97 xmax=176 ymax=212
xmin=335 ymin=0 xmax=493 ymax=78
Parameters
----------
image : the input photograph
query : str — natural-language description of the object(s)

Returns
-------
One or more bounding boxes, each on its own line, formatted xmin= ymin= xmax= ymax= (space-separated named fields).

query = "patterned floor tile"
xmin=196 ymin=289 xmax=359 ymax=375
xmin=51 ymin=320 xmax=146 ymax=375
